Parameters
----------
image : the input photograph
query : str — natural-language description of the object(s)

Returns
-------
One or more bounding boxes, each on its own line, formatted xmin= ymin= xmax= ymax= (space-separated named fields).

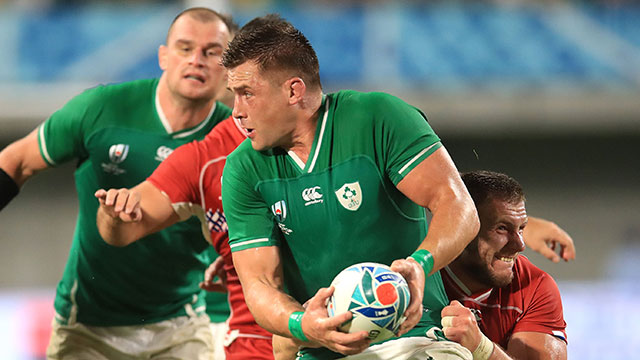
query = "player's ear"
xmin=158 ymin=45 xmax=168 ymax=71
xmin=287 ymin=77 xmax=306 ymax=105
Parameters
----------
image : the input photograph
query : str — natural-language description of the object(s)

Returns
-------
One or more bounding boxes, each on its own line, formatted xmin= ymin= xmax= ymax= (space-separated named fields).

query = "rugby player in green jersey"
xmin=220 ymin=15 xmax=480 ymax=360
xmin=0 ymin=7 xmax=237 ymax=359
xmin=219 ymin=15 xmax=576 ymax=360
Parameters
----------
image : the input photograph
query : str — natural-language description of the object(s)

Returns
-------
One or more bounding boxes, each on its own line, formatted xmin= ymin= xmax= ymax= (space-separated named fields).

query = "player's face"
xmin=459 ymin=198 xmax=527 ymax=289
xmin=228 ymin=61 xmax=296 ymax=151
xmin=159 ymin=16 xmax=230 ymax=102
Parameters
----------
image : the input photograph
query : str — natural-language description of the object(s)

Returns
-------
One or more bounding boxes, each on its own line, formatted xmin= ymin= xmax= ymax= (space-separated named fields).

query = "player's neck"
xmin=157 ymin=80 xmax=216 ymax=132
xmin=285 ymin=93 xmax=324 ymax=163
xmin=448 ymin=261 xmax=491 ymax=296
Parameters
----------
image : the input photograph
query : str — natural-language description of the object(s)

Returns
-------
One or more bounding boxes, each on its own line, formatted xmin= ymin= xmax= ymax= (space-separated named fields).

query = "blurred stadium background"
xmin=0 ymin=0 xmax=639 ymax=358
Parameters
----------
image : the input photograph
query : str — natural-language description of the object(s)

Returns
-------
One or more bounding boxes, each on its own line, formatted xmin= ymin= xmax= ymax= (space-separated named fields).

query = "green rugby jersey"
xmin=223 ymin=90 xmax=449 ymax=359
xmin=38 ymin=78 xmax=231 ymax=326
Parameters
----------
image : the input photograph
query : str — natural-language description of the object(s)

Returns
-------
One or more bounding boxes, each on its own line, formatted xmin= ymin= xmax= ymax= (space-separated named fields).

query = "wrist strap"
xmin=472 ymin=334 xmax=495 ymax=360
xmin=288 ymin=311 xmax=308 ymax=342
xmin=410 ymin=249 xmax=434 ymax=276
xmin=0 ymin=168 xmax=19 ymax=211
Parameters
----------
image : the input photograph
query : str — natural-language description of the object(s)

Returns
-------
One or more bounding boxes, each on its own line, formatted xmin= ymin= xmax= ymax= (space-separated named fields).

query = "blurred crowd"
xmin=1 ymin=0 xmax=637 ymax=11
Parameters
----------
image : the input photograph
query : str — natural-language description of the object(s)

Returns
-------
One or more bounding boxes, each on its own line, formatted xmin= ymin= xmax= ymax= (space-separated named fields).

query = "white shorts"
xmin=46 ymin=313 xmax=214 ymax=360
xmin=210 ymin=321 xmax=228 ymax=359
xmin=341 ymin=329 xmax=472 ymax=360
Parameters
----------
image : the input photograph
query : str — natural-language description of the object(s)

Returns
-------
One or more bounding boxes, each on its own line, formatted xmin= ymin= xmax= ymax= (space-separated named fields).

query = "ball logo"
xmin=327 ymin=263 xmax=409 ymax=343
xmin=271 ymin=200 xmax=287 ymax=222
xmin=271 ymin=200 xmax=293 ymax=235
xmin=376 ymin=283 xmax=398 ymax=306
xmin=102 ymin=144 xmax=129 ymax=175
xmin=108 ymin=144 xmax=129 ymax=164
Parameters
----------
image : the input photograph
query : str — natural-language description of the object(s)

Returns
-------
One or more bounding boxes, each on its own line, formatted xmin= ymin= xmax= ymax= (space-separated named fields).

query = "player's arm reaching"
xmin=0 ymin=128 xmax=49 ymax=211
xmin=95 ymin=181 xmax=179 ymax=246
xmin=523 ymin=217 xmax=575 ymax=262
xmin=232 ymin=245 xmax=371 ymax=355
xmin=441 ymin=301 xmax=567 ymax=360
xmin=394 ymin=146 xmax=480 ymax=335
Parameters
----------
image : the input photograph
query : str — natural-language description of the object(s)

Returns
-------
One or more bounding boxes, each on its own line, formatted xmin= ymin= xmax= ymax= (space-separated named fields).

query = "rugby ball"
xmin=326 ymin=262 xmax=410 ymax=343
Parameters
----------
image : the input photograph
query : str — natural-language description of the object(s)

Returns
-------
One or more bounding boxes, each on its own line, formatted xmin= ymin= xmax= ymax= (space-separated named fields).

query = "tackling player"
xmin=95 ymin=116 xmax=274 ymax=359
xmin=440 ymin=170 xmax=567 ymax=360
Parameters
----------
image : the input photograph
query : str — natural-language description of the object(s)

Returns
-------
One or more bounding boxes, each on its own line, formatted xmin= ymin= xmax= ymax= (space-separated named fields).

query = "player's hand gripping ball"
xmin=327 ymin=262 xmax=410 ymax=343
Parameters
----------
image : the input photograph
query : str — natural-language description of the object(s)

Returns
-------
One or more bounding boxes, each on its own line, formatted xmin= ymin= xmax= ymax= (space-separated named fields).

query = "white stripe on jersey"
xmin=199 ymin=156 xmax=227 ymax=209
xmin=287 ymin=150 xmax=306 ymax=171
xmin=552 ymin=330 xmax=567 ymax=340
xmin=172 ymin=101 xmax=216 ymax=139
xmin=307 ymin=97 xmax=330 ymax=173
xmin=398 ymin=141 xmax=440 ymax=176
xmin=154 ymin=85 xmax=217 ymax=138
xmin=230 ymin=238 xmax=271 ymax=249
xmin=39 ymin=124 xmax=56 ymax=165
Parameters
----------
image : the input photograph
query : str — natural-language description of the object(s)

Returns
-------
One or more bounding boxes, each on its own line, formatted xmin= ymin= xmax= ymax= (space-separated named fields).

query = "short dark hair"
xmin=222 ymin=14 xmax=321 ymax=89
xmin=461 ymin=170 xmax=525 ymax=207
xmin=167 ymin=7 xmax=238 ymax=43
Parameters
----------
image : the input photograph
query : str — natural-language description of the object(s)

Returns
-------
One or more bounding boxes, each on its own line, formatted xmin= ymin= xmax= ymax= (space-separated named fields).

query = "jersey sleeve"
xmin=222 ymin=144 xmax=280 ymax=252
xmin=513 ymin=273 xmax=568 ymax=343
xmin=37 ymin=85 xmax=105 ymax=166
xmin=368 ymin=92 xmax=442 ymax=185
xmin=147 ymin=141 xmax=201 ymax=221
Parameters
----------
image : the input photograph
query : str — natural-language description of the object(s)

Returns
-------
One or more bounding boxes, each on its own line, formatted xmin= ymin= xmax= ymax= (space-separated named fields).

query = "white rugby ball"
xmin=326 ymin=262 xmax=410 ymax=343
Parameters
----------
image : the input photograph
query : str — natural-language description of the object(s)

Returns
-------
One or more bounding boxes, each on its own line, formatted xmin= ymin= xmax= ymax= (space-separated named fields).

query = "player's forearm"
xmin=234 ymin=247 xmax=306 ymax=337
xmin=420 ymin=193 xmax=479 ymax=273
xmin=243 ymin=275 xmax=304 ymax=337
xmin=486 ymin=342 xmax=514 ymax=360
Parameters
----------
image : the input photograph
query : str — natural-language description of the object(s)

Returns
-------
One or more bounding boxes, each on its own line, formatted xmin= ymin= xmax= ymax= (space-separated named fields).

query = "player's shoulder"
xmin=331 ymin=89 xmax=404 ymax=108
xmin=330 ymin=90 xmax=424 ymax=127
xmin=74 ymin=78 xmax=157 ymax=105
xmin=89 ymin=78 xmax=156 ymax=95
xmin=514 ymin=255 xmax=556 ymax=287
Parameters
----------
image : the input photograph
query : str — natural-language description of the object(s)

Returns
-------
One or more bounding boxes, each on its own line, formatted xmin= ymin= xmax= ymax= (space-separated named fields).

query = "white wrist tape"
xmin=472 ymin=334 xmax=494 ymax=360
xmin=441 ymin=316 xmax=454 ymax=329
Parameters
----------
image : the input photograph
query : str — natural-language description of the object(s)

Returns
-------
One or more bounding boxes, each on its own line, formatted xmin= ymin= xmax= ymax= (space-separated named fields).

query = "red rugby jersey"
xmin=148 ymin=116 xmax=271 ymax=339
xmin=441 ymin=255 xmax=567 ymax=349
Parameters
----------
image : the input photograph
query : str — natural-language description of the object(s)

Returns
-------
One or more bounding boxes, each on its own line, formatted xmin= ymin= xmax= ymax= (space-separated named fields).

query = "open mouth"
xmin=184 ymin=74 xmax=205 ymax=83
xmin=495 ymin=254 xmax=518 ymax=265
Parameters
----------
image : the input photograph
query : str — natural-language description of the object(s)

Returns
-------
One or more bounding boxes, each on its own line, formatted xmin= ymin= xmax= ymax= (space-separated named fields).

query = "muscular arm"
xmin=96 ymin=181 xmax=179 ymax=246
xmin=232 ymin=246 xmax=370 ymax=355
xmin=396 ymin=146 xmax=480 ymax=273
xmin=0 ymin=128 xmax=49 ymax=187
xmin=232 ymin=246 xmax=294 ymax=335
xmin=507 ymin=332 xmax=567 ymax=360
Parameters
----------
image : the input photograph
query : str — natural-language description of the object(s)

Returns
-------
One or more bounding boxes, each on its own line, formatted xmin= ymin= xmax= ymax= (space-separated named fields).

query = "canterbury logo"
xmin=302 ymin=186 xmax=323 ymax=206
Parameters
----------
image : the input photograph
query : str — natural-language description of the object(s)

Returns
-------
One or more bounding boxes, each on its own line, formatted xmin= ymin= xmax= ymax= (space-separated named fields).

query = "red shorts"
xmin=225 ymin=335 xmax=274 ymax=360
